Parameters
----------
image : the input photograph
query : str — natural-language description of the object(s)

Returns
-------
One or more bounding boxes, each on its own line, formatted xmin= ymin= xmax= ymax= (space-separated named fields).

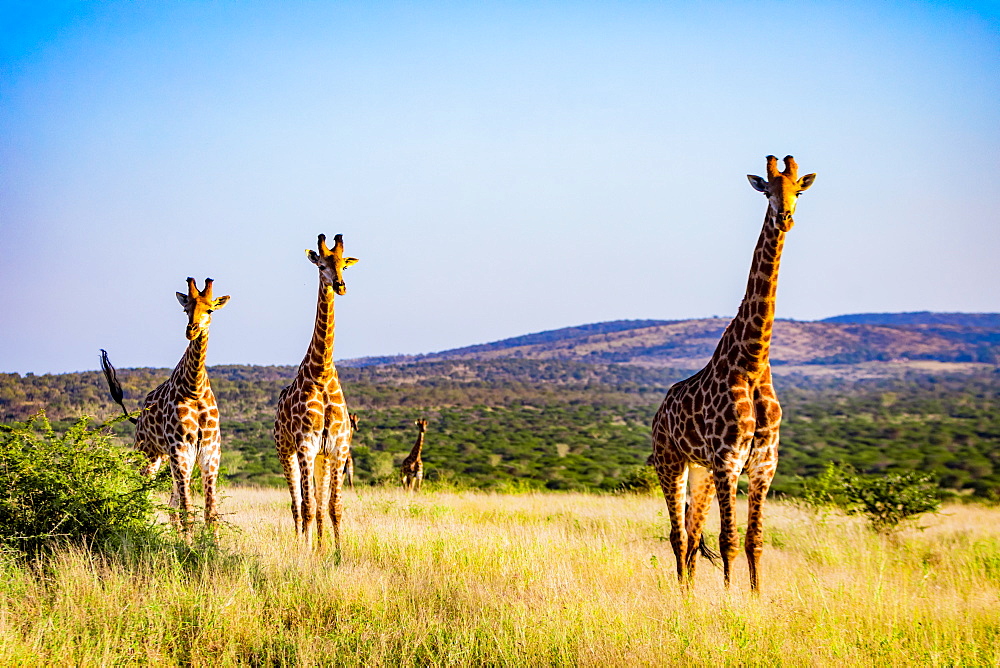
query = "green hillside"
xmin=2 ymin=360 xmax=999 ymax=499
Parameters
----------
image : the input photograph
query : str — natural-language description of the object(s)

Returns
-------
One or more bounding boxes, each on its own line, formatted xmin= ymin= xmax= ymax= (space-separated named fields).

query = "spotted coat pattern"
xmin=401 ymin=419 xmax=427 ymax=492
xmin=650 ymin=156 xmax=815 ymax=592
xmin=274 ymin=234 xmax=358 ymax=549
xmin=132 ymin=278 xmax=229 ymax=533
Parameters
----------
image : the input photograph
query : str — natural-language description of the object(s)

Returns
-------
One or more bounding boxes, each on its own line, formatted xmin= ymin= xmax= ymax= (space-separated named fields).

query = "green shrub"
xmin=799 ymin=462 xmax=941 ymax=533
xmin=0 ymin=414 xmax=163 ymax=556
xmin=618 ymin=465 xmax=660 ymax=494
xmin=799 ymin=462 xmax=853 ymax=512
xmin=842 ymin=471 xmax=941 ymax=534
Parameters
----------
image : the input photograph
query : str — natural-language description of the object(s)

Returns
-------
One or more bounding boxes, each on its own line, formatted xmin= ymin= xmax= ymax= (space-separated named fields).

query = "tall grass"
xmin=1 ymin=488 xmax=997 ymax=666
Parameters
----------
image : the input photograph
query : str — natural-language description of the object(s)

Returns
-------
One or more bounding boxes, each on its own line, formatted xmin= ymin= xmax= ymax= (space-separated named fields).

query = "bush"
xmin=799 ymin=462 xmax=941 ymax=533
xmin=0 ymin=414 xmax=163 ymax=556
xmin=618 ymin=465 xmax=660 ymax=494
xmin=842 ymin=471 xmax=942 ymax=534
xmin=799 ymin=462 xmax=853 ymax=512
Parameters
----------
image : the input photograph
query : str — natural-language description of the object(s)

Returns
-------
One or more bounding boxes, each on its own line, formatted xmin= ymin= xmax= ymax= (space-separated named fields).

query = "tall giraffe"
xmin=650 ymin=155 xmax=815 ymax=592
xmin=401 ymin=419 xmax=427 ymax=492
xmin=274 ymin=234 xmax=359 ymax=548
xmin=101 ymin=277 xmax=230 ymax=534
xmin=344 ymin=413 xmax=359 ymax=489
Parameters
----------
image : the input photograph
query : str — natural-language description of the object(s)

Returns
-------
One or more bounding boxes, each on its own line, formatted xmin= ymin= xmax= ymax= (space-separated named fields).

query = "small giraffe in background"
xmin=274 ymin=234 xmax=359 ymax=549
xmin=101 ymin=277 xmax=230 ymax=535
xmin=650 ymin=155 xmax=815 ymax=592
xmin=401 ymin=419 xmax=427 ymax=492
xmin=343 ymin=413 xmax=360 ymax=489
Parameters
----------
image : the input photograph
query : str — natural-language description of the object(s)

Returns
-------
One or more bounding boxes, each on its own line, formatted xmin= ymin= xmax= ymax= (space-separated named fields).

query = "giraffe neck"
xmin=409 ymin=433 xmax=425 ymax=460
xmin=299 ymin=280 xmax=338 ymax=381
xmin=170 ymin=329 xmax=210 ymax=397
xmin=714 ymin=207 xmax=785 ymax=377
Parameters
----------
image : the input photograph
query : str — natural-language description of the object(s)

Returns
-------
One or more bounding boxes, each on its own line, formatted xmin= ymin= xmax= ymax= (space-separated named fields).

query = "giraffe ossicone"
xmin=274 ymin=233 xmax=359 ymax=550
xmin=650 ymin=155 xmax=816 ymax=592
xmin=101 ymin=277 xmax=230 ymax=536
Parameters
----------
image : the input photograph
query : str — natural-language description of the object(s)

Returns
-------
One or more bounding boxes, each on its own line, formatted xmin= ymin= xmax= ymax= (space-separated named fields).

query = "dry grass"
xmin=1 ymin=487 xmax=998 ymax=666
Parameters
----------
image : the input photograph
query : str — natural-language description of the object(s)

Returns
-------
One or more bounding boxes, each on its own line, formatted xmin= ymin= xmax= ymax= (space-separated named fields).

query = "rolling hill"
xmin=344 ymin=313 xmax=1000 ymax=369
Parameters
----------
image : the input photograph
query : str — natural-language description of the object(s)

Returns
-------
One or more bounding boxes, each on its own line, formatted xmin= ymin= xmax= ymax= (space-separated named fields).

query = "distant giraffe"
xmin=343 ymin=413 xmax=359 ymax=489
xmin=273 ymin=234 xmax=359 ymax=549
xmin=650 ymin=155 xmax=816 ymax=592
xmin=101 ymin=277 xmax=230 ymax=534
xmin=401 ymin=419 xmax=427 ymax=492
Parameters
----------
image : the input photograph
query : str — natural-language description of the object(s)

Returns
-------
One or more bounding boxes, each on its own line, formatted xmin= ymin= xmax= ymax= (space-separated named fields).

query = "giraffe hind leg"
xmin=654 ymin=459 xmax=690 ymax=587
xmin=277 ymin=446 xmax=303 ymax=535
xmin=683 ymin=464 xmax=716 ymax=581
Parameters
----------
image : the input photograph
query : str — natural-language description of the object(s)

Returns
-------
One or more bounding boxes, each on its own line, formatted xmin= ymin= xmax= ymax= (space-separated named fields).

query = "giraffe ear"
xmin=306 ymin=249 xmax=321 ymax=265
xmin=747 ymin=175 xmax=769 ymax=193
xmin=798 ymin=173 xmax=817 ymax=191
xmin=213 ymin=295 xmax=231 ymax=310
xmin=176 ymin=292 xmax=190 ymax=308
xmin=343 ymin=257 xmax=359 ymax=268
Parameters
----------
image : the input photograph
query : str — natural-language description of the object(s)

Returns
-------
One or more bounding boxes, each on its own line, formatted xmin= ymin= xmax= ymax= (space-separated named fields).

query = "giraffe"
xmin=401 ymin=419 xmax=427 ymax=492
xmin=100 ymin=277 xmax=230 ymax=534
xmin=343 ymin=413 xmax=359 ymax=489
xmin=650 ymin=155 xmax=815 ymax=592
xmin=273 ymin=234 xmax=359 ymax=549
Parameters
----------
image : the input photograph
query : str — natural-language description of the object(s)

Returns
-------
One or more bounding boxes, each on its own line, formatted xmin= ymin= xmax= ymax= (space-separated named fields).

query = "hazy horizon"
xmin=3 ymin=1 xmax=998 ymax=374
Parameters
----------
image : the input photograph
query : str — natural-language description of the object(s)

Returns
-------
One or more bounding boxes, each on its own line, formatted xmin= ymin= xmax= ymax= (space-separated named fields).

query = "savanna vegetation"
xmin=1 ymin=360 xmax=998 ymax=499
xmin=0 ymin=487 xmax=997 ymax=665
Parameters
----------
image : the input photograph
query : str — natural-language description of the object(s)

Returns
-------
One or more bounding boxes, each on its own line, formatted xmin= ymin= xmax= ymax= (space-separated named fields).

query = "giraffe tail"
xmin=698 ymin=534 xmax=721 ymax=565
xmin=99 ymin=349 xmax=138 ymax=424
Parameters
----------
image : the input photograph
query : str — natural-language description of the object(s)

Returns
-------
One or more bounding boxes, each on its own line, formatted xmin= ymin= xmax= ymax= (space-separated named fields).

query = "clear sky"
xmin=1 ymin=1 xmax=998 ymax=374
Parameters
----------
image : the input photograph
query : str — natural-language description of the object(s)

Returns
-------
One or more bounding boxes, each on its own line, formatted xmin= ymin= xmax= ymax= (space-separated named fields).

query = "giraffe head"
xmin=175 ymin=277 xmax=230 ymax=340
xmin=306 ymin=234 xmax=359 ymax=296
xmin=415 ymin=418 xmax=428 ymax=433
xmin=747 ymin=155 xmax=816 ymax=231
xmin=349 ymin=413 xmax=360 ymax=432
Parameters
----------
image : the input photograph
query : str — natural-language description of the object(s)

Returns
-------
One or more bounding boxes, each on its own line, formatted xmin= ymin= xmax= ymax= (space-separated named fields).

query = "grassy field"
xmin=1 ymin=488 xmax=998 ymax=666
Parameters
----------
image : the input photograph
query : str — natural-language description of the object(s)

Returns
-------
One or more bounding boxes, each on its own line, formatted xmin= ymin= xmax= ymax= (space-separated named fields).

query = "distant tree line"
xmin=1 ymin=360 xmax=998 ymax=499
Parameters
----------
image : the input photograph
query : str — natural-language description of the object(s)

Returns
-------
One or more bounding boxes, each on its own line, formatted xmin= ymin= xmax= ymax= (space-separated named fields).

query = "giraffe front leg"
xmin=141 ymin=452 xmax=167 ymax=478
xmin=745 ymin=440 xmax=778 ymax=593
xmin=297 ymin=449 xmax=318 ymax=544
xmin=275 ymin=456 xmax=299 ymax=536
xmin=169 ymin=445 xmax=196 ymax=538
xmin=655 ymin=460 xmax=689 ymax=587
xmin=713 ymin=467 xmax=742 ymax=589
xmin=166 ymin=477 xmax=182 ymax=531
xmin=198 ymin=441 xmax=222 ymax=528
xmin=314 ymin=451 xmax=333 ymax=546
xmin=328 ymin=449 xmax=347 ymax=556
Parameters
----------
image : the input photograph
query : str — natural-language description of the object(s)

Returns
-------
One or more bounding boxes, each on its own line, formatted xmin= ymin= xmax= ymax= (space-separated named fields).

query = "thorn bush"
xmin=800 ymin=462 xmax=941 ymax=533
xmin=0 ymin=413 xmax=164 ymax=556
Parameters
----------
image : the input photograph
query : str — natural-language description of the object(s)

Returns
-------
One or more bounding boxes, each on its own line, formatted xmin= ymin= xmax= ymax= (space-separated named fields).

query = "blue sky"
xmin=1 ymin=1 xmax=998 ymax=374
